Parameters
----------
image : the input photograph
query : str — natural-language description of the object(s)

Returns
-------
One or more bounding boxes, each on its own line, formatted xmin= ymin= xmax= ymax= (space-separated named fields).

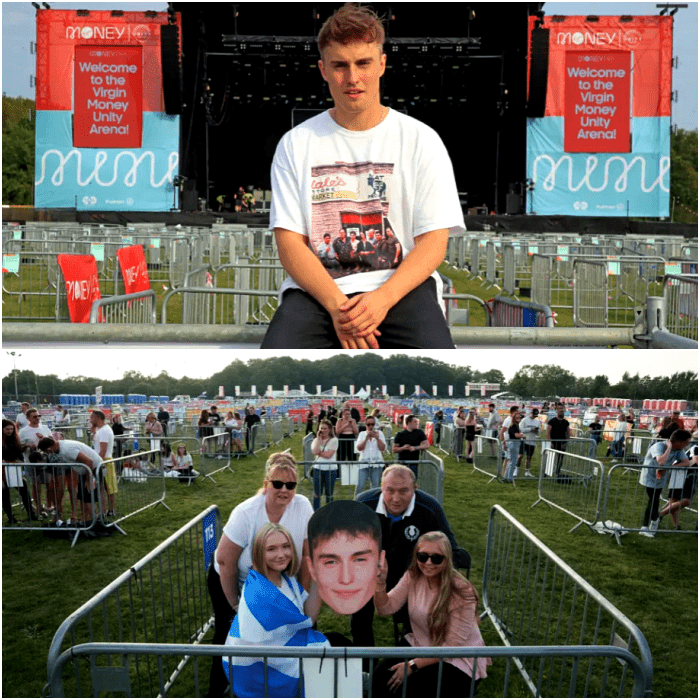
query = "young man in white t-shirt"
xmin=261 ymin=3 xmax=464 ymax=349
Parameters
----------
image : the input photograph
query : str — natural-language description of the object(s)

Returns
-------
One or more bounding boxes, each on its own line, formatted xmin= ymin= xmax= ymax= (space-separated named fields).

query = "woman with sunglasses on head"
xmin=373 ymin=531 xmax=491 ymax=697
xmin=311 ymin=419 xmax=339 ymax=511
xmin=206 ymin=452 xmax=313 ymax=697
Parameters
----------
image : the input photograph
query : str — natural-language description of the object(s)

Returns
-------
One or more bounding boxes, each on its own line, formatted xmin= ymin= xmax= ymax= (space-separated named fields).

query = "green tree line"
xmin=2 ymin=95 xmax=35 ymax=206
xmin=2 ymin=356 xmax=696 ymax=405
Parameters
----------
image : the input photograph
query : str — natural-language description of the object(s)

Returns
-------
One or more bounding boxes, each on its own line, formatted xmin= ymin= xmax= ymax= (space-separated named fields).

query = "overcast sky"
xmin=2 ymin=1 xmax=697 ymax=130
xmin=2 ymin=349 xmax=697 ymax=385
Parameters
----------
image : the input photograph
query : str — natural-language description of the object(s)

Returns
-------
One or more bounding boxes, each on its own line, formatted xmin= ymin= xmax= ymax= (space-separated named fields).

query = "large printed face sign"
xmin=306 ymin=500 xmax=384 ymax=615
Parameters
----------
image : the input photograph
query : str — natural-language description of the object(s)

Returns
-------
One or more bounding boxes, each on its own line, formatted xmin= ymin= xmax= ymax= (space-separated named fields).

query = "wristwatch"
xmin=408 ymin=660 xmax=417 ymax=673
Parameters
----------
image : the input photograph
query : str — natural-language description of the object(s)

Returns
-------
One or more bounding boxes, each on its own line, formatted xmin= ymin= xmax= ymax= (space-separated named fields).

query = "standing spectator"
xmin=546 ymin=404 xmax=571 ymax=477
xmin=157 ymin=406 xmax=170 ymax=436
xmin=209 ymin=406 xmax=222 ymax=427
xmin=145 ymin=411 xmax=165 ymax=462
xmin=90 ymin=410 xmax=116 ymax=517
xmin=587 ymin=415 xmax=603 ymax=459
xmin=670 ymin=410 xmax=684 ymax=431
xmin=111 ymin=413 xmax=127 ymax=459
xmin=520 ymin=408 xmax=541 ymax=477
xmin=2 ymin=419 xmax=36 ymax=522
xmin=305 ymin=410 xmax=315 ymax=436
xmin=354 ymin=415 xmax=386 ymax=496
xmin=53 ymin=405 xmax=64 ymax=426
xmin=452 ymin=408 xmax=466 ymax=460
xmin=433 ymin=410 xmax=444 ymax=447
xmin=15 ymin=403 xmax=30 ymax=431
xmin=243 ymin=406 xmax=261 ymax=455
xmin=464 ymin=408 xmax=480 ymax=463
xmin=499 ymin=406 xmax=520 ymax=477
xmin=485 ymin=403 xmax=502 ymax=456
xmin=353 ymin=465 xmax=470 ymax=647
xmin=224 ymin=412 xmax=244 ymax=453
xmin=639 ymin=430 xmax=692 ymax=537
xmin=504 ymin=412 xmax=523 ymax=483
xmin=19 ymin=408 xmax=55 ymax=518
xmin=609 ymin=411 xmax=628 ymax=460
xmin=626 ymin=409 xmax=636 ymax=431
xmin=206 ymin=453 xmax=312 ymax=696
xmin=312 ymin=419 xmax=339 ymax=510
xmin=657 ymin=416 xmax=676 ymax=440
xmin=335 ymin=407 xmax=359 ymax=464
xmin=659 ymin=443 xmax=698 ymax=530
xmin=344 ymin=400 xmax=361 ymax=423
xmin=393 ymin=415 xmax=430 ymax=477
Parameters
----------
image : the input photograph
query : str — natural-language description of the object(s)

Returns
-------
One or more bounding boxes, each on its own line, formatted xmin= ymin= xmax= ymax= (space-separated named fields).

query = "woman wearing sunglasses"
xmin=206 ymin=452 xmax=313 ymax=697
xmin=373 ymin=531 xmax=491 ymax=697
xmin=311 ymin=419 xmax=339 ymax=511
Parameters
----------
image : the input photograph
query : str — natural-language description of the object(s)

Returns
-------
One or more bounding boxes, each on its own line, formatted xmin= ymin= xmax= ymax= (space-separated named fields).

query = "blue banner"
xmin=203 ymin=510 xmax=217 ymax=571
xmin=526 ymin=117 xmax=670 ymax=217
xmin=35 ymin=111 xmax=179 ymax=211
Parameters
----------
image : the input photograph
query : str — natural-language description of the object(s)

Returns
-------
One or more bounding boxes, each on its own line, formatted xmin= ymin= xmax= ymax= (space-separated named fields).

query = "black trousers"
xmin=643 ymin=486 xmax=663 ymax=526
xmin=261 ymin=278 xmax=455 ymax=349
xmin=206 ymin=565 xmax=235 ymax=695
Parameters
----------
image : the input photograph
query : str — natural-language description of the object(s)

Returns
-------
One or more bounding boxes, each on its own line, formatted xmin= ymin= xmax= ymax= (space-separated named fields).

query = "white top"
xmin=520 ymin=417 xmax=541 ymax=446
xmin=93 ymin=424 xmax=114 ymax=460
xmin=613 ymin=420 xmax=628 ymax=439
xmin=57 ymin=439 xmax=103 ymax=469
xmin=216 ymin=493 xmax=313 ymax=590
xmin=270 ymin=109 xmax=465 ymax=305
xmin=19 ymin=422 xmax=53 ymax=447
xmin=486 ymin=411 xmax=502 ymax=430
xmin=313 ymin=436 xmax=338 ymax=470
xmin=502 ymin=416 xmax=512 ymax=443
xmin=15 ymin=412 xmax=29 ymax=430
xmin=355 ymin=431 xmax=385 ymax=464
xmin=172 ymin=453 xmax=193 ymax=470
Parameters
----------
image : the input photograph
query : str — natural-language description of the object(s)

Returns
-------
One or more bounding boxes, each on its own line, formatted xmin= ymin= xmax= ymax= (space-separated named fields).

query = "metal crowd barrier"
xmin=489 ymin=295 xmax=555 ymax=328
xmin=45 ymin=504 xmax=653 ymax=697
xmin=530 ymin=450 xmax=605 ymax=532
xmin=662 ymin=274 xmax=698 ymax=341
xmin=88 ymin=290 xmax=158 ymax=324
xmin=472 ymin=435 xmax=503 ymax=482
xmin=103 ymin=449 xmax=169 ymax=535
xmin=573 ymin=260 xmax=608 ymax=327
xmin=2 ymin=461 xmax=99 ymax=547
xmin=46 ymin=505 xmax=221 ymax=697
xmin=482 ymin=505 xmax=653 ymax=697
xmin=599 ymin=463 xmax=698 ymax=545
xmin=199 ymin=432 xmax=234 ymax=482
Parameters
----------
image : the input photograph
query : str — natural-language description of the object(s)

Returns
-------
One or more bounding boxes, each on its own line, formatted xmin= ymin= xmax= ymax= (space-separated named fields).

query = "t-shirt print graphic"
xmin=310 ymin=161 xmax=403 ymax=280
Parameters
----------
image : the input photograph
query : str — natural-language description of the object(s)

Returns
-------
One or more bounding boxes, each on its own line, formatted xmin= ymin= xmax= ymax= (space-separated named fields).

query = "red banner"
xmin=57 ymin=254 xmax=101 ymax=323
xmin=73 ymin=45 xmax=143 ymax=148
xmin=564 ymin=51 xmax=630 ymax=153
xmin=115 ymin=245 xmax=150 ymax=295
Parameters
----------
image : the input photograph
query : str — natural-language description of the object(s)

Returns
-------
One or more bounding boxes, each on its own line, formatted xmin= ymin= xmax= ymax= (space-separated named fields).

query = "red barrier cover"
xmin=73 ymin=45 xmax=143 ymax=148
xmin=115 ymin=245 xmax=150 ymax=295
xmin=57 ymin=254 xmax=101 ymax=323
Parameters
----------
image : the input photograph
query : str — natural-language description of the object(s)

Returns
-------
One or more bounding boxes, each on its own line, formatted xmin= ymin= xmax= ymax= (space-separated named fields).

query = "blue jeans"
xmin=505 ymin=442 xmax=520 ymax=481
xmin=313 ymin=468 xmax=337 ymax=510
xmin=611 ymin=437 xmax=625 ymax=459
xmin=354 ymin=464 xmax=382 ymax=497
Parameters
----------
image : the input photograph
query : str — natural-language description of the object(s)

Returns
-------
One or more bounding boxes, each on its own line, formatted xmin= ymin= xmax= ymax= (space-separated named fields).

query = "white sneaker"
xmin=525 ymin=471 xmax=532 ymax=477
xmin=639 ymin=526 xmax=655 ymax=538
xmin=649 ymin=519 xmax=660 ymax=532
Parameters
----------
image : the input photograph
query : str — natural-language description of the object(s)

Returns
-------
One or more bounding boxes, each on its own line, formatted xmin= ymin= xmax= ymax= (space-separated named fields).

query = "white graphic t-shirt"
xmin=270 ymin=109 xmax=465 ymax=303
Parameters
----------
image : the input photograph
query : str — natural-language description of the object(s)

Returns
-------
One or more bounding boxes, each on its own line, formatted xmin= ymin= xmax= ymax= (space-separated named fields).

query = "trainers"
xmin=639 ymin=526 xmax=655 ymax=538
xmin=649 ymin=518 xmax=660 ymax=533
xmin=525 ymin=471 xmax=532 ymax=478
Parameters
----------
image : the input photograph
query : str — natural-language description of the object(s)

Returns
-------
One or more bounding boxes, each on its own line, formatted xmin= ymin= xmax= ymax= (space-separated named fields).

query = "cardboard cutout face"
xmin=307 ymin=532 xmax=383 ymax=615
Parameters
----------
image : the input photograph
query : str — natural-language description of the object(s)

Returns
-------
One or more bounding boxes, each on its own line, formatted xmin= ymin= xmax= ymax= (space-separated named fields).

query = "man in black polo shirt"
xmin=392 ymin=414 xmax=429 ymax=477
xmin=243 ymin=406 xmax=261 ymax=454
xmin=546 ymin=403 xmax=570 ymax=476
xmin=353 ymin=464 xmax=469 ymax=647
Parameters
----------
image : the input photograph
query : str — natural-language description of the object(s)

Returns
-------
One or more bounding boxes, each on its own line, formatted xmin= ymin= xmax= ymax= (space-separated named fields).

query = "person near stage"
xmin=353 ymin=465 xmax=470 ymax=647
xmin=464 ymin=408 xmax=480 ymax=464
xmin=260 ymin=3 xmax=464 ymax=349
xmin=372 ymin=531 xmax=490 ymax=697
xmin=392 ymin=415 xmax=429 ymax=477
xmin=19 ymin=407 xmax=56 ymax=518
xmin=90 ymin=410 xmax=116 ymax=517
xmin=2 ymin=419 xmax=37 ymax=523
xmin=520 ymin=408 xmax=541 ymax=477
xmin=587 ymin=415 xmax=603 ymax=459
xmin=546 ymin=403 xmax=570 ymax=476
xmin=504 ymin=412 xmax=523 ymax=483
xmin=312 ymin=419 xmax=339 ymax=511
xmin=206 ymin=452 xmax=312 ymax=696
xmin=354 ymin=414 xmax=386 ymax=496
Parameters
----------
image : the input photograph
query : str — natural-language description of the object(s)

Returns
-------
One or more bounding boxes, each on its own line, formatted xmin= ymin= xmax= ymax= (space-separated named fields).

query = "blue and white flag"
xmin=223 ymin=570 xmax=329 ymax=698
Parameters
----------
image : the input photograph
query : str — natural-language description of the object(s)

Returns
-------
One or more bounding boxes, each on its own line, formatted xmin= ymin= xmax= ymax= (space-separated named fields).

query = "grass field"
xmin=2 ymin=428 xmax=697 ymax=698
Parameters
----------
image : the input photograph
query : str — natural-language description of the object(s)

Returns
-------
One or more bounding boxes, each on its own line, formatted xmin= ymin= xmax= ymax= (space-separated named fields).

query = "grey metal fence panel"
xmin=530 ymin=450 xmax=605 ymax=531
xmin=199 ymin=431 xmax=234 ymax=481
xmin=531 ymin=254 xmax=552 ymax=307
xmin=662 ymin=274 xmax=698 ymax=340
xmin=472 ymin=435 xmax=502 ymax=481
xmin=482 ymin=505 xmax=653 ymax=697
xmin=503 ymin=244 xmax=517 ymax=297
xmin=46 ymin=506 xmax=221 ymax=697
xmin=573 ymin=260 xmax=608 ymax=328
xmin=598 ymin=463 xmax=698 ymax=544
xmin=89 ymin=290 xmax=157 ymax=324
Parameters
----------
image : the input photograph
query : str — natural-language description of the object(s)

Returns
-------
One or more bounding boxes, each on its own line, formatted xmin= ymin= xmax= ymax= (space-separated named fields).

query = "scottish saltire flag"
xmin=223 ymin=570 xmax=329 ymax=698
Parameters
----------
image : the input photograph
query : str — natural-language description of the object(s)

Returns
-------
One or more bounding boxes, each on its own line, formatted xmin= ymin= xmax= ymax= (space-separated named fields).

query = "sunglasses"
xmin=270 ymin=480 xmax=297 ymax=490
xmin=416 ymin=552 xmax=446 ymax=565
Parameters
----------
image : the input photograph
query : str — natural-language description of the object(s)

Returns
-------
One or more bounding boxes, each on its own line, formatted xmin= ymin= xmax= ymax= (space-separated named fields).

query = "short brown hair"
xmin=318 ymin=3 xmax=385 ymax=55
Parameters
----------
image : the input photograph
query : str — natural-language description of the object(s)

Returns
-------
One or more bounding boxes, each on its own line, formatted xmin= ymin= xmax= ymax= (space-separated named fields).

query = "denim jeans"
xmin=354 ymin=464 xmax=382 ymax=497
xmin=313 ymin=468 xmax=337 ymax=510
xmin=505 ymin=442 xmax=521 ymax=481
xmin=611 ymin=437 xmax=625 ymax=459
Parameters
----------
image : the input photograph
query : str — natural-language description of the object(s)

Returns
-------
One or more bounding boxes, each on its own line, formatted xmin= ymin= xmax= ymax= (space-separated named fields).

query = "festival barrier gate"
xmin=198 ymin=432 xmax=234 ymax=482
xmin=2 ymin=461 xmax=100 ymax=547
xmin=88 ymin=290 xmax=158 ymax=324
xmin=102 ymin=449 xmax=169 ymax=535
xmin=481 ymin=505 xmax=653 ymax=697
xmin=573 ymin=260 xmax=608 ymax=328
xmin=661 ymin=274 xmax=698 ymax=341
xmin=248 ymin=421 xmax=271 ymax=455
xmin=270 ymin=418 xmax=285 ymax=446
xmin=598 ymin=463 xmax=698 ymax=545
xmin=530 ymin=450 xmax=606 ymax=532
xmin=472 ymin=435 xmax=503 ymax=481
xmin=45 ymin=506 xmax=221 ymax=697
xmin=434 ymin=422 xmax=455 ymax=454
xmin=621 ymin=435 xmax=659 ymax=465
xmin=45 ymin=505 xmax=652 ymax=697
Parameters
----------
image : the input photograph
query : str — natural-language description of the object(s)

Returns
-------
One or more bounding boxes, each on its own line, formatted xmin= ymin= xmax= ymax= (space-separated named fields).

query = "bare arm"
xmin=338 ymin=228 xmax=449 ymax=338
xmin=216 ymin=535 xmax=244 ymax=609
xmin=299 ymin=539 xmax=311 ymax=591
xmin=275 ymin=228 xmax=379 ymax=349
xmin=303 ymin=580 xmax=322 ymax=622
